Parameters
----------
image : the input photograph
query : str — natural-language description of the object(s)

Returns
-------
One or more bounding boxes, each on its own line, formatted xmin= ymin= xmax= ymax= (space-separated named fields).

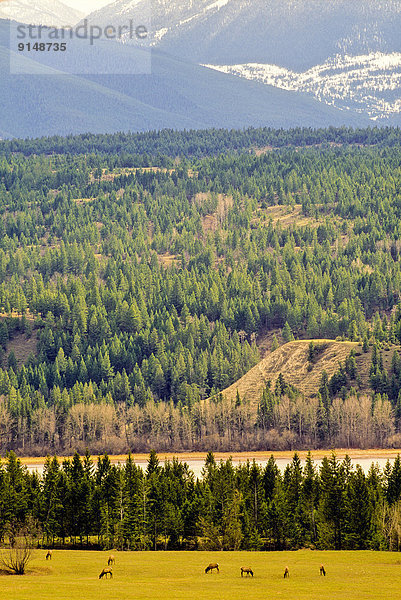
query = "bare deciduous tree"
xmin=1 ymin=521 xmax=39 ymax=575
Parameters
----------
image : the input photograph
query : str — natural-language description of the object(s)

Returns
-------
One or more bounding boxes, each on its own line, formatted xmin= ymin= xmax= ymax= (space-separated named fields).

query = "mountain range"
xmin=141 ymin=0 xmax=401 ymax=69
xmin=1 ymin=23 xmax=363 ymax=139
xmin=83 ymin=0 xmax=401 ymax=124
xmin=2 ymin=0 xmax=401 ymax=137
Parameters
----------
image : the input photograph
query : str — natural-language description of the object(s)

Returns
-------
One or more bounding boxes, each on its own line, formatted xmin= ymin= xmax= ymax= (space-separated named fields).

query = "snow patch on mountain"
xmin=206 ymin=0 xmax=231 ymax=12
xmin=150 ymin=0 xmax=232 ymax=45
xmin=178 ymin=0 xmax=230 ymax=24
xmin=115 ymin=0 xmax=142 ymax=16
xmin=204 ymin=53 xmax=401 ymax=120
xmin=154 ymin=27 xmax=168 ymax=41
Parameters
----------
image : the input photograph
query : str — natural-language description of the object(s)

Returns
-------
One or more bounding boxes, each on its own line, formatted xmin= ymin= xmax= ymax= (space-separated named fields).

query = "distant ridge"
xmin=0 ymin=18 xmax=367 ymax=139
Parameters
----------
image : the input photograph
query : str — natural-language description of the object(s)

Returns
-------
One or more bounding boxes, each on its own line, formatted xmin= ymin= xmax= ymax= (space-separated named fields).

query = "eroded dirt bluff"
xmin=219 ymin=340 xmax=360 ymax=404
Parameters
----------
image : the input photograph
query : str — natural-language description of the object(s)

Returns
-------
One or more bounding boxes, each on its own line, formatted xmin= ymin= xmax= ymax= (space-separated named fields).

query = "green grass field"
xmin=1 ymin=549 xmax=401 ymax=600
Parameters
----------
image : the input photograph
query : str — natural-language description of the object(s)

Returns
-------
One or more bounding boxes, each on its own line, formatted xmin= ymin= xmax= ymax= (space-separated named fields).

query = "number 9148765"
xmin=18 ymin=42 xmax=67 ymax=51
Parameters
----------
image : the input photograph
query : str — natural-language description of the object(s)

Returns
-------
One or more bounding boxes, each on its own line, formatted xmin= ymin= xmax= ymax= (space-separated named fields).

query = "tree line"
xmin=3 ymin=126 xmax=401 ymax=158
xmin=4 ymin=450 xmax=401 ymax=552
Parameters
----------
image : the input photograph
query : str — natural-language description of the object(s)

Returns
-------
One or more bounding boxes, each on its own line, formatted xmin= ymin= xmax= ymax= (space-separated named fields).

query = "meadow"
xmin=2 ymin=549 xmax=401 ymax=600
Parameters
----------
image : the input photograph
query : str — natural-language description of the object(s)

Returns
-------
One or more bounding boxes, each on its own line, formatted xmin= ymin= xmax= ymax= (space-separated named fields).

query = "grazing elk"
xmin=284 ymin=566 xmax=290 ymax=578
xmin=108 ymin=554 xmax=115 ymax=566
xmin=205 ymin=563 xmax=219 ymax=574
xmin=320 ymin=564 xmax=326 ymax=576
xmin=241 ymin=567 xmax=253 ymax=577
xmin=99 ymin=567 xmax=113 ymax=579
xmin=46 ymin=550 xmax=52 ymax=560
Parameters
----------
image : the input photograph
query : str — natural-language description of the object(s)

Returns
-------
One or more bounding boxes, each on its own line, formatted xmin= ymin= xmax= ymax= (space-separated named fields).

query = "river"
xmin=20 ymin=450 xmax=401 ymax=478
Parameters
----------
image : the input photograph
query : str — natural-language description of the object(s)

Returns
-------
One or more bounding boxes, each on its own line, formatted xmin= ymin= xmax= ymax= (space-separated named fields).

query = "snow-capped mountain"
xmin=82 ymin=0 xmax=228 ymax=27
xmin=82 ymin=0 xmax=401 ymax=122
xmin=2 ymin=0 xmax=401 ymax=135
xmin=0 ymin=16 xmax=367 ymax=139
xmin=205 ymin=53 xmax=401 ymax=121
xmin=84 ymin=0 xmax=401 ymax=67
xmin=79 ymin=0 xmax=143 ymax=25
xmin=0 ymin=0 xmax=84 ymax=27
xmin=82 ymin=0 xmax=233 ymax=45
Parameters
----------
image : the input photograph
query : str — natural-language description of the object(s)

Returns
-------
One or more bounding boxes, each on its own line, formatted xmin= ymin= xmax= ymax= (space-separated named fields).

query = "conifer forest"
xmin=1 ymin=127 xmax=401 ymax=454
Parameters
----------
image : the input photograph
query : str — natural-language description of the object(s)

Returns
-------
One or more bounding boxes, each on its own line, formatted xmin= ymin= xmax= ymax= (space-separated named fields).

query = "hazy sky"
xmin=63 ymin=0 xmax=113 ymax=13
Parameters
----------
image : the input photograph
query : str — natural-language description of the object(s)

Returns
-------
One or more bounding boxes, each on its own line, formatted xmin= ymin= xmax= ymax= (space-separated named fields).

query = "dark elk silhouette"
xmin=99 ymin=567 xmax=113 ymax=579
xmin=108 ymin=555 xmax=115 ymax=566
xmin=284 ymin=566 xmax=290 ymax=578
xmin=241 ymin=567 xmax=253 ymax=577
xmin=205 ymin=563 xmax=219 ymax=574
xmin=320 ymin=564 xmax=326 ymax=576
xmin=46 ymin=550 xmax=52 ymax=560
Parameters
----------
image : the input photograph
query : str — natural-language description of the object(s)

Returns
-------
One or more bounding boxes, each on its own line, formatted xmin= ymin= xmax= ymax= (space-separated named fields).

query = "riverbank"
xmin=15 ymin=447 xmax=401 ymax=467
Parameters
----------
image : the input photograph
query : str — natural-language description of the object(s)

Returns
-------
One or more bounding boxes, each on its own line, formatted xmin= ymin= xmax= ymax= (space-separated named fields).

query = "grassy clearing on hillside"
xmin=5 ymin=332 xmax=38 ymax=367
xmin=260 ymin=204 xmax=315 ymax=228
xmin=2 ymin=549 xmax=401 ymax=600
xmin=220 ymin=340 xmax=359 ymax=404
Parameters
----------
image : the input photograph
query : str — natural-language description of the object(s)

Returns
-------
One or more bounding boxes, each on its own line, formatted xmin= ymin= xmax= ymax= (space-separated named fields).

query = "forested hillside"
xmin=1 ymin=127 xmax=401 ymax=453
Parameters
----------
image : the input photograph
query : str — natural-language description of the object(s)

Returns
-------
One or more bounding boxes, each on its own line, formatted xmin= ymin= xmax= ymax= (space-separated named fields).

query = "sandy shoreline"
xmin=15 ymin=448 xmax=401 ymax=466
